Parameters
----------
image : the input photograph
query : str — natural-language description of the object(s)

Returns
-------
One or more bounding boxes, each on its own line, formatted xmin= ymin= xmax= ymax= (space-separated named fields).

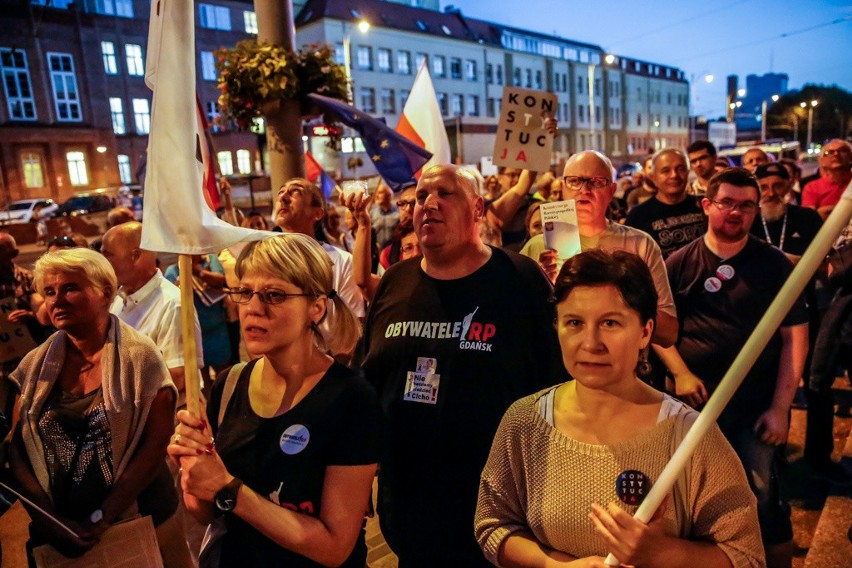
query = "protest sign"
xmin=541 ymin=200 xmax=581 ymax=266
xmin=493 ymin=87 xmax=556 ymax=171
xmin=0 ymin=297 xmax=36 ymax=363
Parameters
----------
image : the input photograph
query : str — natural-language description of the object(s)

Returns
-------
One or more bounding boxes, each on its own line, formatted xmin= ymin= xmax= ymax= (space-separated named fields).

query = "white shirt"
xmin=110 ymin=269 xmax=204 ymax=368
xmin=322 ymin=242 xmax=366 ymax=317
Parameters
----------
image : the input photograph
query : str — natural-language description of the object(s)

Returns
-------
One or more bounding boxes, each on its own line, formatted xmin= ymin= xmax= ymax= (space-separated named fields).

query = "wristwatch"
xmin=89 ymin=509 xmax=104 ymax=525
xmin=214 ymin=478 xmax=243 ymax=513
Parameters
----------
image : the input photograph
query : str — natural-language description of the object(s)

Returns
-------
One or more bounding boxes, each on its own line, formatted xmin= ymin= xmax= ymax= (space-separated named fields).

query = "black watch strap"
xmin=214 ymin=477 xmax=243 ymax=513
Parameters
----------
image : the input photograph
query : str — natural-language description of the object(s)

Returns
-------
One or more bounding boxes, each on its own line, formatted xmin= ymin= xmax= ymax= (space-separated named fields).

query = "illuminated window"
xmin=109 ymin=97 xmax=125 ymax=134
xmin=217 ymin=151 xmax=234 ymax=175
xmin=236 ymin=150 xmax=252 ymax=174
xmin=243 ymin=11 xmax=257 ymax=34
xmin=133 ymin=98 xmax=150 ymax=133
xmin=117 ymin=154 xmax=131 ymax=184
xmin=199 ymin=4 xmax=231 ymax=30
xmin=125 ymin=44 xmax=144 ymax=76
xmin=201 ymin=51 xmax=216 ymax=81
xmin=101 ymin=41 xmax=118 ymax=75
xmin=66 ymin=151 xmax=88 ymax=186
xmin=21 ymin=152 xmax=44 ymax=188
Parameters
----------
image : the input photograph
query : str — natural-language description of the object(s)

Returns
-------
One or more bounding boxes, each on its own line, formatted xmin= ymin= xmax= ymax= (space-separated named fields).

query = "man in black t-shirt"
xmin=657 ymin=168 xmax=808 ymax=566
xmin=358 ymin=165 xmax=563 ymax=567
xmin=625 ymin=148 xmax=706 ymax=258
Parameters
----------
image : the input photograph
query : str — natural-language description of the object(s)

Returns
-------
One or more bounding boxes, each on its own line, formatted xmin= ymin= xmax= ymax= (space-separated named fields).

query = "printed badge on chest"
xmin=280 ymin=424 xmax=310 ymax=455
xmin=404 ymin=357 xmax=440 ymax=405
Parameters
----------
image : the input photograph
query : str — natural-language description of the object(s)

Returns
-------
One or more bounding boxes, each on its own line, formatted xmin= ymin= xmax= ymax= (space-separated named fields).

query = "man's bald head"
xmin=563 ymin=151 xmax=617 ymax=181
xmin=418 ymin=164 xmax=481 ymax=199
xmin=101 ymin=221 xmax=158 ymax=289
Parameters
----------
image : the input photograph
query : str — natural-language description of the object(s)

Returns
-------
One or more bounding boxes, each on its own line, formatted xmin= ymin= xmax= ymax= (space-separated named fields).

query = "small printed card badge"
xmin=404 ymin=357 xmax=440 ymax=404
xmin=615 ymin=470 xmax=652 ymax=505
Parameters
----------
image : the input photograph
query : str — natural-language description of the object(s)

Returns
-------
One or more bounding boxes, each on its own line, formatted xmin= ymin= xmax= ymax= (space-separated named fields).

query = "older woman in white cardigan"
xmin=7 ymin=248 xmax=190 ymax=567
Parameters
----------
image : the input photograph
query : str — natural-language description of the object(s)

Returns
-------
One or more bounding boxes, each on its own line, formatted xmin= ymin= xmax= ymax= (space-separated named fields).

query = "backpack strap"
xmin=217 ymin=362 xmax=247 ymax=428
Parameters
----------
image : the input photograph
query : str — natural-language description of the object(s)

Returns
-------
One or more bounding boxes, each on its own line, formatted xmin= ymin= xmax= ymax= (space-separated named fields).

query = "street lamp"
xmin=760 ymin=94 xmax=780 ymax=141
xmin=800 ymin=100 xmax=818 ymax=150
xmin=342 ymin=19 xmax=370 ymax=102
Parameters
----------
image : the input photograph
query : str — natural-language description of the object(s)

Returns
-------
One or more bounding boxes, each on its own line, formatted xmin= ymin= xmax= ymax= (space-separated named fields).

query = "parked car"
xmin=0 ymin=198 xmax=58 ymax=224
xmin=56 ymin=190 xmax=117 ymax=217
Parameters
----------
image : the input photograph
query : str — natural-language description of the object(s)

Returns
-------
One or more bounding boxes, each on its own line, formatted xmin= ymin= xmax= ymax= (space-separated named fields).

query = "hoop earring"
xmin=637 ymin=347 xmax=651 ymax=377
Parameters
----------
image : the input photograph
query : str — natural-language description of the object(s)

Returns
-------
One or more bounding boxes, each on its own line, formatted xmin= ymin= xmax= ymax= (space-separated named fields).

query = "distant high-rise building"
xmin=730 ymin=72 xmax=789 ymax=135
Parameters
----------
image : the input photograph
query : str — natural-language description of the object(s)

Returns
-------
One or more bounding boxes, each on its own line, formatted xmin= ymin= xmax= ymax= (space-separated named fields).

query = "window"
xmin=495 ymin=64 xmax=503 ymax=85
xmin=464 ymin=60 xmax=477 ymax=81
xmin=117 ymin=154 xmax=132 ymax=184
xmin=93 ymin=0 xmax=133 ymax=17
xmin=21 ymin=152 xmax=44 ymax=188
xmin=243 ymin=11 xmax=258 ymax=34
xmin=595 ymin=106 xmax=600 ymax=124
xmin=377 ymin=48 xmax=391 ymax=73
xmin=577 ymin=76 xmax=583 ymax=94
xmin=485 ymin=63 xmax=493 ymax=84
xmin=133 ymin=98 xmax=150 ymax=133
xmin=109 ymin=97 xmax=125 ymax=134
xmin=432 ymin=56 xmax=445 ymax=78
xmin=380 ymin=88 xmax=395 ymax=114
xmin=125 ymin=44 xmax=144 ymax=76
xmin=486 ymin=97 xmax=496 ymax=118
xmin=513 ymin=68 xmax=521 ymax=87
xmin=637 ymin=113 xmax=642 ymax=126
xmin=0 ymin=48 xmax=36 ymax=120
xmin=451 ymin=94 xmax=463 ymax=116
xmin=199 ymin=3 xmax=231 ymax=30
xmin=415 ymin=52 xmax=427 ymax=70
xmin=66 ymin=151 xmax=88 ymax=186
xmin=399 ymin=89 xmax=409 ymax=109
xmin=397 ymin=51 xmax=411 ymax=75
xmin=359 ymin=87 xmax=375 ymax=113
xmin=667 ymin=115 xmax=672 ymax=127
xmin=356 ymin=46 xmax=372 ymax=71
xmin=236 ymin=149 xmax=252 ymax=174
xmin=48 ymin=53 xmax=81 ymax=122
xmin=205 ymin=101 xmax=221 ymax=130
xmin=437 ymin=92 xmax=448 ymax=116
xmin=333 ymin=43 xmax=344 ymax=66
xmin=667 ymin=92 xmax=672 ymax=105
xmin=525 ymin=69 xmax=532 ymax=88
xmin=101 ymin=41 xmax=118 ymax=75
xmin=201 ymin=51 xmax=216 ymax=81
xmin=577 ymin=104 xmax=584 ymax=123
xmin=594 ymin=79 xmax=600 ymax=95
xmin=467 ymin=95 xmax=479 ymax=117
xmin=450 ymin=58 xmax=461 ymax=80
xmin=535 ymin=70 xmax=542 ymax=90
xmin=217 ymin=151 xmax=234 ymax=176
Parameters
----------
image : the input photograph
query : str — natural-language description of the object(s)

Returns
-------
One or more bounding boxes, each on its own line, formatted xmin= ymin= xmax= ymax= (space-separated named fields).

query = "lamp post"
xmin=342 ymin=19 xmax=370 ymax=103
xmin=801 ymin=99 xmax=818 ymax=150
xmin=760 ymin=94 xmax=780 ymax=141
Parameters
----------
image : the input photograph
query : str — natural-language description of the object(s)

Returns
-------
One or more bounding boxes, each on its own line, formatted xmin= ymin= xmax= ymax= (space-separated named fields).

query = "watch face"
xmin=215 ymin=493 xmax=236 ymax=512
xmin=89 ymin=509 xmax=104 ymax=524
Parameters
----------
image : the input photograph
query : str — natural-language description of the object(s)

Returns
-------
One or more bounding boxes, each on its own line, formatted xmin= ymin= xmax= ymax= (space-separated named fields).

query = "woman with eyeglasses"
xmin=167 ymin=234 xmax=383 ymax=567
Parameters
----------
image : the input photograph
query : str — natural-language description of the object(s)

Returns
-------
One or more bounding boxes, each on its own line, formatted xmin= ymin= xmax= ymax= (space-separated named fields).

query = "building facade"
xmin=296 ymin=0 xmax=689 ymax=169
xmin=0 ymin=0 xmax=257 ymax=206
xmin=0 ymin=0 xmax=690 ymax=203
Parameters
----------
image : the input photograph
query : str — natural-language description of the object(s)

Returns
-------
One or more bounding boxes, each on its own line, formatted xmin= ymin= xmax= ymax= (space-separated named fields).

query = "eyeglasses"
xmin=400 ymin=243 xmax=419 ymax=254
xmin=562 ymin=176 xmax=611 ymax=191
xmin=710 ymin=199 xmax=758 ymax=214
xmin=224 ymin=287 xmax=314 ymax=305
xmin=396 ymin=199 xmax=416 ymax=209
xmin=823 ymin=148 xmax=851 ymax=157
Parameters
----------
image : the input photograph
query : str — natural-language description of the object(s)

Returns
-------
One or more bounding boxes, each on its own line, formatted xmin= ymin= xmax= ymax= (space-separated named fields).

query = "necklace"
xmin=761 ymin=209 xmax=787 ymax=252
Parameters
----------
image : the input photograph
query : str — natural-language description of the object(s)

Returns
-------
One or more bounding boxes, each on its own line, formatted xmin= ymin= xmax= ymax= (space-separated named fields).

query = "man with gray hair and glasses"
xmin=521 ymin=150 xmax=678 ymax=346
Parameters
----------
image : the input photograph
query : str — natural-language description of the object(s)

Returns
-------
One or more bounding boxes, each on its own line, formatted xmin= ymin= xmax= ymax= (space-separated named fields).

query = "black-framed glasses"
xmin=224 ymin=287 xmax=314 ymax=305
xmin=562 ymin=176 xmax=611 ymax=191
xmin=710 ymin=199 xmax=758 ymax=214
xmin=396 ymin=198 xmax=416 ymax=209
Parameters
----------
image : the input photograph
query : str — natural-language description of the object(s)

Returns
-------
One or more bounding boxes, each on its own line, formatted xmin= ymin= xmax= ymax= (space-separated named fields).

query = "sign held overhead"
xmin=494 ymin=87 xmax=557 ymax=171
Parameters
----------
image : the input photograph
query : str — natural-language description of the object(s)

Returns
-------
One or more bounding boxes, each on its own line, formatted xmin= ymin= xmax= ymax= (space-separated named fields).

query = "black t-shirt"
xmin=358 ymin=247 xmax=564 ymax=565
xmin=666 ymin=236 xmax=809 ymax=429
xmin=625 ymin=196 xmax=707 ymax=258
xmin=207 ymin=360 xmax=383 ymax=567
xmin=749 ymin=204 xmax=823 ymax=257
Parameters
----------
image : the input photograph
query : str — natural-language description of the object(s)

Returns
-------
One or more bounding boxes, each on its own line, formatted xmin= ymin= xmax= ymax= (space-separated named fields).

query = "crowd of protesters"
xmin=0 ymin=135 xmax=849 ymax=568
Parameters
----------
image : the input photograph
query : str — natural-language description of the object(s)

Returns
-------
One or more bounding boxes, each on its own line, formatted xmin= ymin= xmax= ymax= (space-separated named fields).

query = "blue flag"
xmin=307 ymin=94 xmax=432 ymax=191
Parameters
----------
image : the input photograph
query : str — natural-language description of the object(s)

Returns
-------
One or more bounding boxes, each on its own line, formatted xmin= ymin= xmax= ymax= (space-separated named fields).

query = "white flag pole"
xmin=605 ymin=183 xmax=852 ymax=566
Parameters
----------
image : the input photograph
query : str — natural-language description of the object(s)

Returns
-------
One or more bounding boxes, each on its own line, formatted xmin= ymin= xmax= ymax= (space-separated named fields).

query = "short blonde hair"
xmin=34 ymin=248 xmax=118 ymax=301
xmin=236 ymin=234 xmax=361 ymax=356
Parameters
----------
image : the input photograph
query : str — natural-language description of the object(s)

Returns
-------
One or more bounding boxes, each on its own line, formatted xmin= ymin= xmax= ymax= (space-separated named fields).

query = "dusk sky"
xmin=453 ymin=0 xmax=852 ymax=118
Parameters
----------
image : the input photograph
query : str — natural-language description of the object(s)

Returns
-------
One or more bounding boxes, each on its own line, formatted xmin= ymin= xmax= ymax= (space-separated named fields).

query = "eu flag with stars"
xmin=307 ymin=94 xmax=432 ymax=191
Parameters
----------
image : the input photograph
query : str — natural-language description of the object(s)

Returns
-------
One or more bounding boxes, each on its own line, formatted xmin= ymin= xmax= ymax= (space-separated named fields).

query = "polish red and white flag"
xmin=396 ymin=61 xmax=451 ymax=177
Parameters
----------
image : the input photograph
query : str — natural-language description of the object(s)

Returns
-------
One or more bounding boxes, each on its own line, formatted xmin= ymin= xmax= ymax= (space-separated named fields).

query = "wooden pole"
xmin=179 ymin=255 xmax=202 ymax=417
xmin=604 ymin=185 xmax=852 ymax=566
